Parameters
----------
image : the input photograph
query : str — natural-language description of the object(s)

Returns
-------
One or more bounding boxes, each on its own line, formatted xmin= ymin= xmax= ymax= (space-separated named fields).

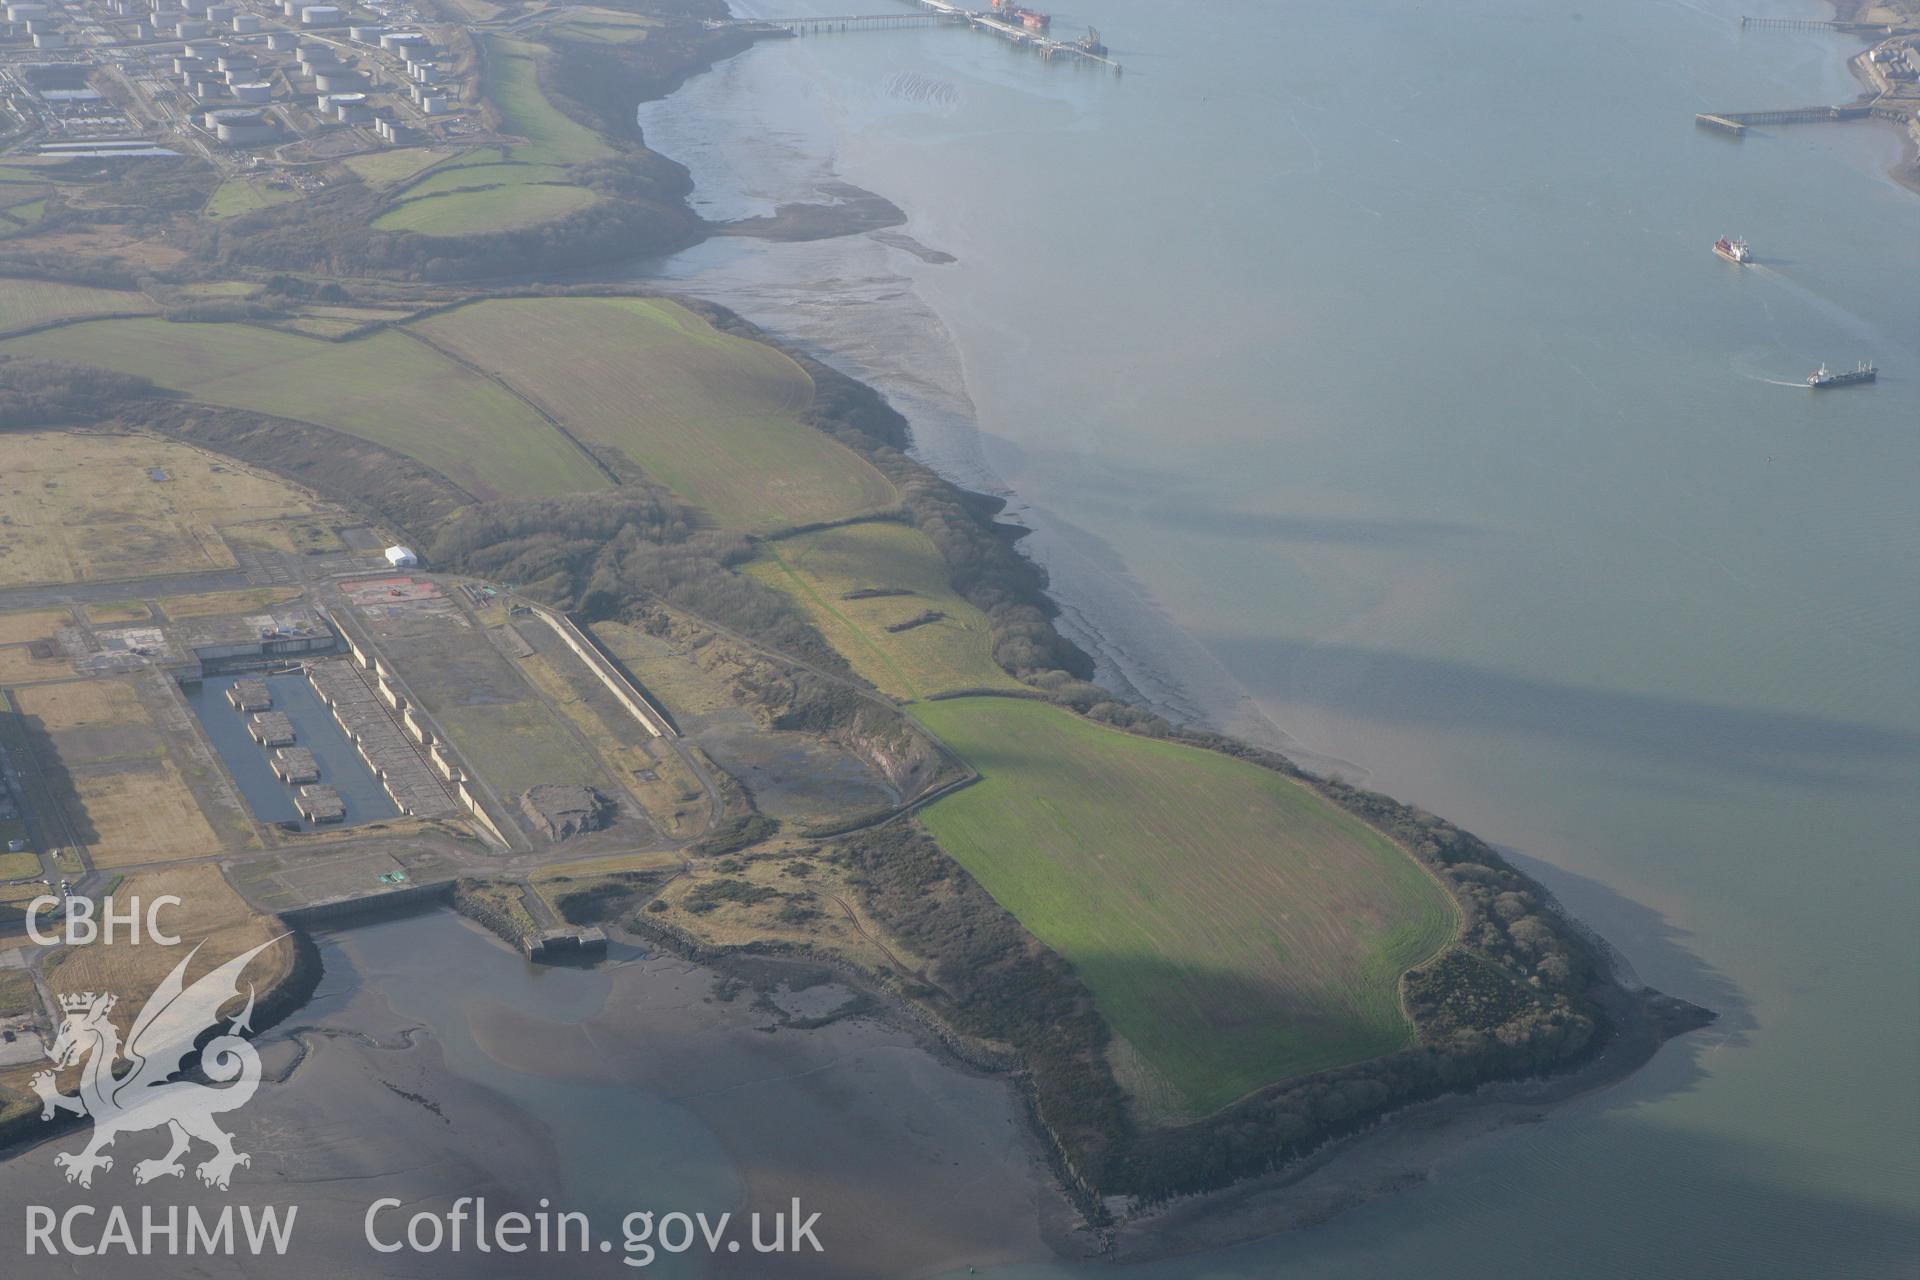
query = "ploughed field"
xmin=413 ymin=296 xmax=898 ymax=528
xmin=912 ymin=697 xmax=1460 ymax=1116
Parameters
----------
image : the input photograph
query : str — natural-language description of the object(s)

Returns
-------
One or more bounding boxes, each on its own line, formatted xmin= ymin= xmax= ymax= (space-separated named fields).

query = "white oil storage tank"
xmin=210 ymin=107 xmax=274 ymax=143
xmin=230 ymin=81 xmax=271 ymax=103
xmin=299 ymin=4 xmax=339 ymax=23
xmin=230 ymin=11 xmax=258 ymax=31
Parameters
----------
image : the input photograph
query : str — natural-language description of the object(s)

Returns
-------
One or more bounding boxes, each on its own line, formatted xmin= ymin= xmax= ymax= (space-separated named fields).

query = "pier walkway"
xmin=715 ymin=2 xmax=1122 ymax=71
xmin=717 ymin=12 xmax=966 ymax=31
xmin=1695 ymin=104 xmax=1874 ymax=134
xmin=1738 ymin=14 xmax=1920 ymax=34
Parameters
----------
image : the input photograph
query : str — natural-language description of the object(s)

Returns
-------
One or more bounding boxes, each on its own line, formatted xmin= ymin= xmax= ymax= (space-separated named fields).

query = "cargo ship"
xmin=990 ymin=0 xmax=1051 ymax=30
xmin=1807 ymin=361 xmax=1876 ymax=389
xmin=1713 ymin=236 xmax=1753 ymax=264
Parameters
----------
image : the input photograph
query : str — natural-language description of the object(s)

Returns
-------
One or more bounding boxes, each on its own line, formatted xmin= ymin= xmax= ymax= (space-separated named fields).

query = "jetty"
xmin=1695 ymin=104 xmax=1875 ymax=135
xmin=731 ymin=11 xmax=964 ymax=31
xmin=1739 ymin=15 xmax=1920 ymax=35
xmin=713 ymin=0 xmax=1123 ymax=71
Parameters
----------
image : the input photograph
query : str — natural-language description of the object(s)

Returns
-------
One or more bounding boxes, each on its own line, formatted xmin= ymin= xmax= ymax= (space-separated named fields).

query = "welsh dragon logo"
xmin=31 ymin=937 xmax=283 ymax=1191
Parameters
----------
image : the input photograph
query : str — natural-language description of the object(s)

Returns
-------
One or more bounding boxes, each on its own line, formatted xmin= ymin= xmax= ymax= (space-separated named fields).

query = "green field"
xmin=374 ymin=181 xmax=598 ymax=235
xmin=375 ymin=37 xmax=608 ymax=236
xmin=545 ymin=6 xmax=659 ymax=42
xmin=912 ymin=697 xmax=1459 ymax=1116
xmin=342 ymin=147 xmax=454 ymax=186
xmin=392 ymin=162 xmax=570 ymax=198
xmin=434 ymin=697 xmax=609 ymax=799
xmin=412 ymin=297 xmax=898 ymax=529
xmin=750 ymin=521 xmax=1020 ymax=699
xmin=0 ymin=318 xmax=608 ymax=499
xmin=0 ymin=197 xmax=44 ymax=232
xmin=0 ymin=278 xmax=151 ymax=331
xmin=204 ymin=177 xmax=301 ymax=219
xmin=483 ymin=37 xmax=613 ymax=164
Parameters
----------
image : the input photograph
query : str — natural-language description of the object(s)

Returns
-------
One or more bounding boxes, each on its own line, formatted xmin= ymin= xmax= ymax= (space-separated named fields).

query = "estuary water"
xmin=634 ymin=0 xmax=1920 ymax=1275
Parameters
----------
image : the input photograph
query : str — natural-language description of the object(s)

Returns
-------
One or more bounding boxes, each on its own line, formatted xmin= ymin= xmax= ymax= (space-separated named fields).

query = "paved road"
xmin=0 ymin=568 xmax=256 ymax=613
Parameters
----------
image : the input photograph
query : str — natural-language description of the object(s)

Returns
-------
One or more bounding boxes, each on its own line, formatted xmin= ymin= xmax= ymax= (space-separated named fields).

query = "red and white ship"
xmin=990 ymin=0 xmax=1051 ymax=30
xmin=1712 ymin=236 xmax=1753 ymax=265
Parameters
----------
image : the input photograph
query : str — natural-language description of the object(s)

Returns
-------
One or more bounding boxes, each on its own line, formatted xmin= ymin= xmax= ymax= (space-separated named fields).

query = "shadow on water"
xmin=1198 ymin=632 xmax=1918 ymax=788
xmin=977 ymin=437 xmax=1487 ymax=549
xmin=1070 ymin=1126 xmax=1920 ymax=1280
xmin=1135 ymin=505 xmax=1484 ymax=547
xmin=1499 ymin=847 xmax=1751 ymax=1027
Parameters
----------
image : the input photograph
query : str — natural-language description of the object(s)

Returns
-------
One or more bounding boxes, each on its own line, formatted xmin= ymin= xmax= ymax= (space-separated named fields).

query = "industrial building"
xmin=305 ymin=660 xmax=457 ymax=819
xmin=176 ymin=605 xmax=337 ymax=672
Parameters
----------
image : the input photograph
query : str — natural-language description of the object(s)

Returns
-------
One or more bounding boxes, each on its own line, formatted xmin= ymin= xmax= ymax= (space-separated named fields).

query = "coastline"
xmin=1830 ymin=0 xmax=1920 ymax=195
xmin=1104 ymin=984 xmax=1701 ymax=1261
xmin=610 ymin=9 xmax=1726 ymax=1249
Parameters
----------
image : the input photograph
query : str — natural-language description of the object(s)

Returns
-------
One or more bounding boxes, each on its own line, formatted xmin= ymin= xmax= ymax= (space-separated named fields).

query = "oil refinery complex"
xmin=0 ymin=0 xmax=477 ymax=168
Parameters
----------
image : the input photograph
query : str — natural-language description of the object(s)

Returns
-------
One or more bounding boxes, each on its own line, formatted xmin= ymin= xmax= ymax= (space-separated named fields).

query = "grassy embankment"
xmin=373 ymin=37 xmax=611 ymax=236
xmin=748 ymin=521 xmax=1021 ymax=700
xmin=0 ymin=319 xmax=609 ymax=500
xmin=412 ymin=296 xmax=898 ymax=529
xmin=911 ymin=696 xmax=1460 ymax=1117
